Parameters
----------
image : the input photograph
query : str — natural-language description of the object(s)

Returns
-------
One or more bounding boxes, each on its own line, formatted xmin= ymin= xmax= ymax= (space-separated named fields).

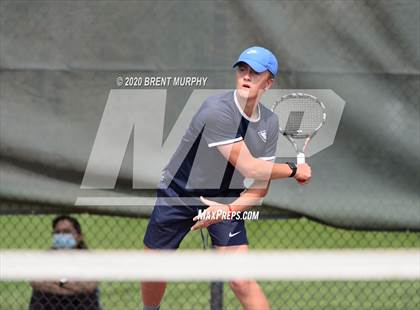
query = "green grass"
xmin=0 ymin=215 xmax=419 ymax=310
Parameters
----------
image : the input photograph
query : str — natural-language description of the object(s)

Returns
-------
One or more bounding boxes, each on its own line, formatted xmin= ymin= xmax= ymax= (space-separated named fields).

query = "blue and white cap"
xmin=233 ymin=46 xmax=278 ymax=76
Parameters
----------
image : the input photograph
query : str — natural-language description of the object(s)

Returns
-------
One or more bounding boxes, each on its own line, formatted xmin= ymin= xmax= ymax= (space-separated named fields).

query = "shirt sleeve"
xmin=259 ymin=115 xmax=279 ymax=161
xmin=202 ymin=101 xmax=243 ymax=148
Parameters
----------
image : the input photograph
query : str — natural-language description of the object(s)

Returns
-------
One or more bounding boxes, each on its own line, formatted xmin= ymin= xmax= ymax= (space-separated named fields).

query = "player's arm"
xmin=29 ymin=281 xmax=75 ymax=295
xmin=61 ymin=281 xmax=98 ymax=294
xmin=201 ymin=96 xmax=309 ymax=181
xmin=217 ymin=141 xmax=311 ymax=182
xmin=191 ymin=179 xmax=269 ymax=231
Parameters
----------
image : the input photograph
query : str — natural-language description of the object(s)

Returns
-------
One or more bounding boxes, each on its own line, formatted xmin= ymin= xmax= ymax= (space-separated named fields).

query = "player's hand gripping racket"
xmin=271 ymin=93 xmax=326 ymax=164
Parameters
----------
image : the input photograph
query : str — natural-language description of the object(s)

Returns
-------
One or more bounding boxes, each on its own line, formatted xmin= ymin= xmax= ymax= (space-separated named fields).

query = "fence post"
xmin=210 ymin=281 xmax=223 ymax=310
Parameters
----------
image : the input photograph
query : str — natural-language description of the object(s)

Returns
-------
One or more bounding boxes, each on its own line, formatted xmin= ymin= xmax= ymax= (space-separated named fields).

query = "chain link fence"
xmin=1 ymin=210 xmax=419 ymax=310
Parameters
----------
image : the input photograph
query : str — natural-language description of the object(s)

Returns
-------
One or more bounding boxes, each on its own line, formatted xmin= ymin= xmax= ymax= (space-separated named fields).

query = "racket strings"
xmin=275 ymin=97 xmax=325 ymax=137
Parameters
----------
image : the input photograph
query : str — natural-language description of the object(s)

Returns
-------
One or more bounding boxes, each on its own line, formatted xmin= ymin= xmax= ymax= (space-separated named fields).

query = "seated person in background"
xmin=29 ymin=215 xmax=103 ymax=310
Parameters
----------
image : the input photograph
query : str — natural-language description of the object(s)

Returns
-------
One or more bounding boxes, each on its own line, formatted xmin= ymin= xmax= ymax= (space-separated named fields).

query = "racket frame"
xmin=272 ymin=92 xmax=326 ymax=164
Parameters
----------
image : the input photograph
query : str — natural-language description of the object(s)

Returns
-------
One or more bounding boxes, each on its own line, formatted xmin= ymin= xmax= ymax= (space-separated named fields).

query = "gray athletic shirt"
xmin=161 ymin=90 xmax=279 ymax=200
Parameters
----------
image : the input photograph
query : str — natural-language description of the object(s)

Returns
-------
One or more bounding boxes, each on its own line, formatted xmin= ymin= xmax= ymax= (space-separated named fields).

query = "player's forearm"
xmin=228 ymin=187 xmax=266 ymax=213
xmin=63 ymin=281 xmax=98 ymax=294
xmin=247 ymin=159 xmax=292 ymax=180
xmin=30 ymin=281 xmax=71 ymax=294
xmin=30 ymin=281 xmax=57 ymax=292
xmin=217 ymin=142 xmax=292 ymax=180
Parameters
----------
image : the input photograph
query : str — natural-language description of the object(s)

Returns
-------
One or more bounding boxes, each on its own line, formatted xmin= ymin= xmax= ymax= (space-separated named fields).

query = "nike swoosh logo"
xmin=229 ymin=231 xmax=241 ymax=238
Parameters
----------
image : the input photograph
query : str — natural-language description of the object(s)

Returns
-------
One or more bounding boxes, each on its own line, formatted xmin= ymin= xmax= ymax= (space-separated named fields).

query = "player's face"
xmin=236 ymin=63 xmax=273 ymax=99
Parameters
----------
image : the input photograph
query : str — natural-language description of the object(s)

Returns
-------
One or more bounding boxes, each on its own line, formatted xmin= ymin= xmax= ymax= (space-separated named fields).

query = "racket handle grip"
xmin=297 ymin=153 xmax=305 ymax=164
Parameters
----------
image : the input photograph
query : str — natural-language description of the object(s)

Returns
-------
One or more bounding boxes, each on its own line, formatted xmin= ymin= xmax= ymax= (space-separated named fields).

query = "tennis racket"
xmin=271 ymin=93 xmax=326 ymax=164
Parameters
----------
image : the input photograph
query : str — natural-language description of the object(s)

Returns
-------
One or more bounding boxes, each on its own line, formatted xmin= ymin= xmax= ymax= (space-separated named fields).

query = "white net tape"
xmin=1 ymin=249 xmax=419 ymax=282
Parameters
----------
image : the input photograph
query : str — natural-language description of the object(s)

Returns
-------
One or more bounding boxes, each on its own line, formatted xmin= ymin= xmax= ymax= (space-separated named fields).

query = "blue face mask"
xmin=53 ymin=233 xmax=77 ymax=249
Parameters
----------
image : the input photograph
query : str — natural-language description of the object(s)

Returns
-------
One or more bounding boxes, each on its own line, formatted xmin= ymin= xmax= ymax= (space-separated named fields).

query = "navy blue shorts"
xmin=143 ymin=186 xmax=248 ymax=249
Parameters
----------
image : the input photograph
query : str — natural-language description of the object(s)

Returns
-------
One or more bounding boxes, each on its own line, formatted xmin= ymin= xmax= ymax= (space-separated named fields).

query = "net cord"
xmin=1 ymin=250 xmax=419 ymax=282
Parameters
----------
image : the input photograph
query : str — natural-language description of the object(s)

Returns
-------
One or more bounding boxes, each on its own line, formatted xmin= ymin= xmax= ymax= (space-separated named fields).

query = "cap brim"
xmin=232 ymin=59 xmax=267 ymax=73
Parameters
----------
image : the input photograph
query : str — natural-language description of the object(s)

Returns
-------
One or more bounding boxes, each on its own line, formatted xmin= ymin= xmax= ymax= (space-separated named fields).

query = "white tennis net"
xmin=2 ymin=249 xmax=419 ymax=282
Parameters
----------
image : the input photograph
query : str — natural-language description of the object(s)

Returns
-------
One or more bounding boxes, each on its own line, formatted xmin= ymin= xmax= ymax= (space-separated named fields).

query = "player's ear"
xmin=265 ymin=76 xmax=274 ymax=91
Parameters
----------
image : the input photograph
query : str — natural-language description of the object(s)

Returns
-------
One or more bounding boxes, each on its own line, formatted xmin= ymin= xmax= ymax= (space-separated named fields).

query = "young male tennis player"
xmin=141 ymin=46 xmax=311 ymax=310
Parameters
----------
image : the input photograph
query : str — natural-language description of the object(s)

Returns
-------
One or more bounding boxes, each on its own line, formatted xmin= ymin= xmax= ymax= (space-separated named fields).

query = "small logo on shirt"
xmin=258 ymin=130 xmax=267 ymax=142
xmin=229 ymin=231 xmax=241 ymax=238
